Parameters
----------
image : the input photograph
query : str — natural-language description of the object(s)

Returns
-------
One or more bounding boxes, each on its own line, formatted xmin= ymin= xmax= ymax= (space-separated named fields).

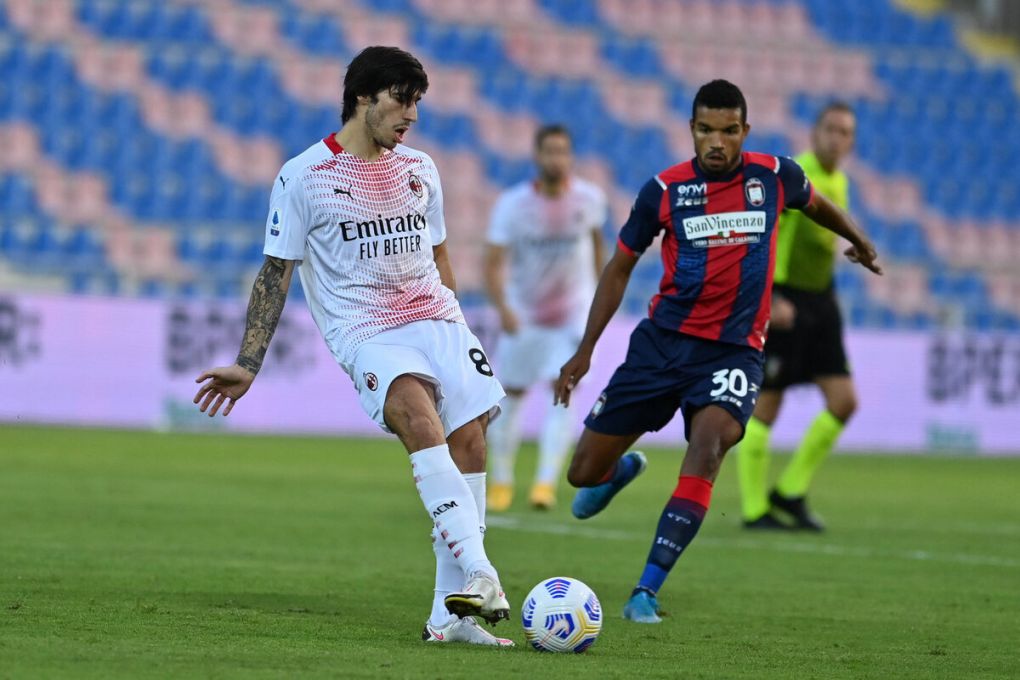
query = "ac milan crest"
xmin=365 ymin=372 xmax=378 ymax=391
xmin=408 ymin=174 xmax=423 ymax=197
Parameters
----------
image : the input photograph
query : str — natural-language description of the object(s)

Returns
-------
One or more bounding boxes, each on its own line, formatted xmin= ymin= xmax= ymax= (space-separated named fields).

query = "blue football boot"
xmin=571 ymin=451 xmax=647 ymax=520
xmin=623 ymin=589 xmax=662 ymax=624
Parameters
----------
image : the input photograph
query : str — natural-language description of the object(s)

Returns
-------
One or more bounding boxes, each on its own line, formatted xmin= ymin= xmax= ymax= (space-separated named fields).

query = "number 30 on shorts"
xmin=710 ymin=368 xmax=748 ymax=397
xmin=468 ymin=348 xmax=493 ymax=376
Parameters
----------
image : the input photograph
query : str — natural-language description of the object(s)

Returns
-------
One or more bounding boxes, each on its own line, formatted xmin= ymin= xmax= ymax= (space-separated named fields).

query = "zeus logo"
xmin=432 ymin=501 xmax=459 ymax=518
xmin=676 ymin=182 xmax=708 ymax=207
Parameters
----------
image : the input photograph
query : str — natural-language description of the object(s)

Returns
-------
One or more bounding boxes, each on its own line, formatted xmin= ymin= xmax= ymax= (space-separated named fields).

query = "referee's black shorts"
xmin=762 ymin=284 xmax=850 ymax=390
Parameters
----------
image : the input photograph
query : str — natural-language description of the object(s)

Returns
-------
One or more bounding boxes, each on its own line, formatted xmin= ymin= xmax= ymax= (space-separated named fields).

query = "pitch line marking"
xmin=486 ymin=515 xmax=1019 ymax=569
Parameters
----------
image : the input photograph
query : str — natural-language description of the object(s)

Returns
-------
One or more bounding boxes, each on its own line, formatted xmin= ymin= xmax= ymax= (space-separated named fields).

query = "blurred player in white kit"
xmin=193 ymin=46 xmax=512 ymax=647
xmin=484 ymin=125 xmax=607 ymax=510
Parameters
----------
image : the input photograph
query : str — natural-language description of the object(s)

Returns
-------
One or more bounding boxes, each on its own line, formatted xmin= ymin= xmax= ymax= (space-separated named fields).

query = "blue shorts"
xmin=584 ymin=319 xmax=764 ymax=441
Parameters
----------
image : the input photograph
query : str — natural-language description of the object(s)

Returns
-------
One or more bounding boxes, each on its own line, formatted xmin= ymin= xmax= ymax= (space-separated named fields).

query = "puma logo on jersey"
xmin=334 ymin=184 xmax=353 ymax=198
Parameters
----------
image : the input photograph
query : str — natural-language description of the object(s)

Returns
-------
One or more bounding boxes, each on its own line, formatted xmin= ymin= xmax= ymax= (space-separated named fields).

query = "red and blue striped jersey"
xmin=618 ymin=152 xmax=814 ymax=351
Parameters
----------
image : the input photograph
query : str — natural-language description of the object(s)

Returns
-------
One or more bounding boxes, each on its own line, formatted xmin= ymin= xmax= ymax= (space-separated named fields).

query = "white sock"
xmin=536 ymin=399 xmax=575 ymax=485
xmin=429 ymin=526 xmax=461 ymax=627
xmin=462 ymin=472 xmax=487 ymax=532
xmin=429 ymin=471 xmax=488 ymax=626
xmin=411 ymin=445 xmax=495 ymax=580
xmin=486 ymin=394 xmax=523 ymax=485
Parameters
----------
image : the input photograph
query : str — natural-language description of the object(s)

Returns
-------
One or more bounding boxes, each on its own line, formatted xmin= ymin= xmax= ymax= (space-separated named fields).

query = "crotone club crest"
xmin=744 ymin=177 xmax=766 ymax=207
xmin=408 ymin=174 xmax=423 ymax=197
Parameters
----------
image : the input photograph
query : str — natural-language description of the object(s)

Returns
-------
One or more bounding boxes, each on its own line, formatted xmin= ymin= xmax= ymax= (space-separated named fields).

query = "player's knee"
xmin=455 ymin=430 xmax=487 ymax=472
xmin=383 ymin=402 xmax=443 ymax=449
xmin=827 ymin=393 xmax=858 ymax=423
xmin=566 ymin=458 xmax=589 ymax=488
xmin=566 ymin=452 xmax=600 ymax=488
xmin=751 ymin=391 xmax=783 ymax=426
xmin=687 ymin=421 xmax=742 ymax=476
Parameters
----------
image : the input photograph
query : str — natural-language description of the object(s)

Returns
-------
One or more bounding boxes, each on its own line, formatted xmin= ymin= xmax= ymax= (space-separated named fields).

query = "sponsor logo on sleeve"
xmin=270 ymin=209 xmax=281 ymax=236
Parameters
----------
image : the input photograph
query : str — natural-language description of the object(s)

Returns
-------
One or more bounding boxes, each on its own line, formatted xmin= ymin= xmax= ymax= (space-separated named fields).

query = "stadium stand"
xmin=1 ymin=0 xmax=1018 ymax=329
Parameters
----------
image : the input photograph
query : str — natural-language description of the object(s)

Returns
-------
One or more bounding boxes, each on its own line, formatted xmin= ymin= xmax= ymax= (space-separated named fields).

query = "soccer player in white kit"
xmin=193 ymin=46 xmax=512 ymax=647
xmin=484 ymin=125 xmax=607 ymax=511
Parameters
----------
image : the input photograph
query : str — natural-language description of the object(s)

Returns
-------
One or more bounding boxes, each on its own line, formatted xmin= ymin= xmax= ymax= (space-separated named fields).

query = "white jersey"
xmin=487 ymin=178 xmax=607 ymax=330
xmin=264 ymin=135 xmax=464 ymax=371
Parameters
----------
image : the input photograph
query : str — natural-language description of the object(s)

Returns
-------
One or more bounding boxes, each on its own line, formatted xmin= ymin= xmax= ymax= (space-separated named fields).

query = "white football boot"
xmin=421 ymin=617 xmax=514 ymax=646
xmin=443 ymin=572 xmax=511 ymax=624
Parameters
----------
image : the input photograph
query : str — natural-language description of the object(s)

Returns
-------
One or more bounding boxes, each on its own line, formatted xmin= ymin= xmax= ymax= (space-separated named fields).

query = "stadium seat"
xmin=0 ymin=0 xmax=1015 ymax=328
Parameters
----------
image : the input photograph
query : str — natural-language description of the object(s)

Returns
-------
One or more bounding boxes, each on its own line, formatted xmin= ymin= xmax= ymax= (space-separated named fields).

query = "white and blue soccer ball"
xmin=521 ymin=577 xmax=602 ymax=653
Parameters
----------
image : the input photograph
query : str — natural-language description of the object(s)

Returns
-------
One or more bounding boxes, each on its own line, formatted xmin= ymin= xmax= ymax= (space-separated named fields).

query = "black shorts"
xmin=762 ymin=285 xmax=850 ymax=390
xmin=584 ymin=319 xmax=764 ymax=441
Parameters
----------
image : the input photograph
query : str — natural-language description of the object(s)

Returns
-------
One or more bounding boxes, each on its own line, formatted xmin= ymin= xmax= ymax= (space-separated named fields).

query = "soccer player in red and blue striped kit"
xmin=554 ymin=80 xmax=882 ymax=623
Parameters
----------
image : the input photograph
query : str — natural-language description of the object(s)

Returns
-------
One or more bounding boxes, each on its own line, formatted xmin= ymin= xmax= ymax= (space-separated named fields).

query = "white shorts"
xmin=350 ymin=319 xmax=505 ymax=437
xmin=495 ymin=324 xmax=582 ymax=391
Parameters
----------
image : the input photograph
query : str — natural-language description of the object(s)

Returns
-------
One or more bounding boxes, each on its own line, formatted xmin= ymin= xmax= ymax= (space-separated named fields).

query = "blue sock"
xmin=635 ymin=476 xmax=712 ymax=595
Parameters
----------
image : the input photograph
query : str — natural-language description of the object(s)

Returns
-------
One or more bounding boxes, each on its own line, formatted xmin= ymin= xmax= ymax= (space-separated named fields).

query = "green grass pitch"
xmin=1 ymin=425 xmax=1017 ymax=679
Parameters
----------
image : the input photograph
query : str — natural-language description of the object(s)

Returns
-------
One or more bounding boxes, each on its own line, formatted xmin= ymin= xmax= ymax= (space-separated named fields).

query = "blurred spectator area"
xmin=945 ymin=0 xmax=1020 ymax=40
xmin=1 ymin=0 xmax=1019 ymax=330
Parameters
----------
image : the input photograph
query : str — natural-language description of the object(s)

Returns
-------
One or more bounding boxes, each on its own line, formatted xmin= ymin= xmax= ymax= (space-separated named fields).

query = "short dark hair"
xmin=534 ymin=123 xmax=572 ymax=150
xmin=692 ymin=79 xmax=747 ymax=124
xmin=341 ymin=46 xmax=429 ymax=124
xmin=815 ymin=100 xmax=855 ymax=126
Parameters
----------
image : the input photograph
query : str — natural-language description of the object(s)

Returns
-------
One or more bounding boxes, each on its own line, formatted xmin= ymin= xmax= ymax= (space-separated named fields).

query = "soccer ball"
xmin=521 ymin=577 xmax=602 ymax=653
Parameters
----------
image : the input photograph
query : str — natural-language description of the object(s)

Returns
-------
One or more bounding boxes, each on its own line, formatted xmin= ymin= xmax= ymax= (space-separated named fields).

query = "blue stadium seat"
xmin=65 ymin=228 xmax=106 ymax=267
xmin=601 ymin=39 xmax=664 ymax=79
xmin=140 ymin=278 xmax=170 ymax=299
xmin=280 ymin=12 xmax=347 ymax=55
xmin=355 ymin=0 xmax=415 ymax=13
xmin=243 ymin=238 xmax=265 ymax=265
xmin=537 ymin=0 xmax=603 ymax=27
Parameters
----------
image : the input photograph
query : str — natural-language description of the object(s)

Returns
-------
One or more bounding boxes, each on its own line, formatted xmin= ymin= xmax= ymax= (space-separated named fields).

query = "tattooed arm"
xmin=194 ymin=256 xmax=296 ymax=416
xmin=236 ymin=256 xmax=295 ymax=373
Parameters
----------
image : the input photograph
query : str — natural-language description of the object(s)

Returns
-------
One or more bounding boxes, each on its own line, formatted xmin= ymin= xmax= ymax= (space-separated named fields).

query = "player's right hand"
xmin=193 ymin=364 xmax=256 ymax=417
xmin=554 ymin=351 xmax=591 ymax=407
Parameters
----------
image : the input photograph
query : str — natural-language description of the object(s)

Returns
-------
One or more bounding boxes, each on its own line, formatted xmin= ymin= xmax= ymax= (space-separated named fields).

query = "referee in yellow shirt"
xmin=737 ymin=102 xmax=858 ymax=531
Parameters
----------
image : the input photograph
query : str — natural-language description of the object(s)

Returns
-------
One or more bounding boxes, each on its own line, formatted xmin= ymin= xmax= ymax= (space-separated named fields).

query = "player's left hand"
xmin=554 ymin=351 xmax=591 ymax=407
xmin=845 ymin=240 xmax=882 ymax=275
xmin=193 ymin=364 xmax=255 ymax=417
